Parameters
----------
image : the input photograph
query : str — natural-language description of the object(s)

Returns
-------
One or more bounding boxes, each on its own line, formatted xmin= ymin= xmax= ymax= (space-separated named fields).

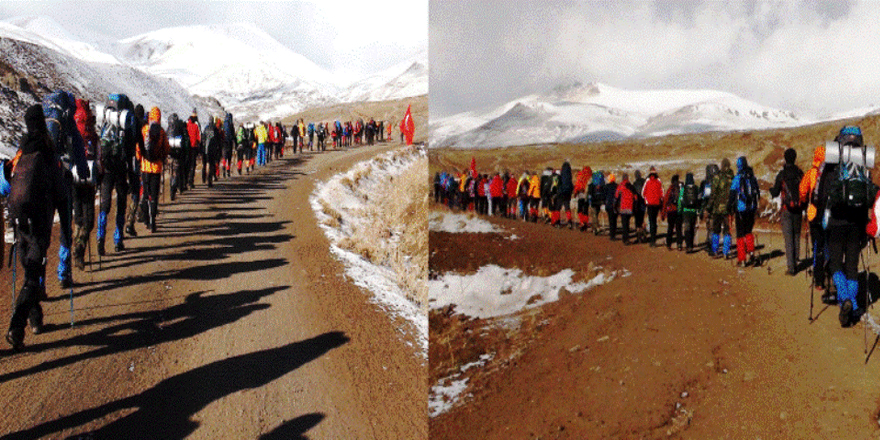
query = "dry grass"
xmin=335 ymin=148 xmax=429 ymax=313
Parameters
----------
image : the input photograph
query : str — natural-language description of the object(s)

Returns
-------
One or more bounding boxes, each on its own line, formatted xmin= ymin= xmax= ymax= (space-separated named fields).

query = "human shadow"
xmin=2 ymin=332 xmax=348 ymax=440
xmin=259 ymin=413 xmax=326 ymax=440
xmin=0 ymin=286 xmax=287 ymax=382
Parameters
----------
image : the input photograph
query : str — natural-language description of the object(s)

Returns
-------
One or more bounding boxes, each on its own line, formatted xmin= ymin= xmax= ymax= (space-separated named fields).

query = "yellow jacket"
xmin=255 ymin=124 xmax=268 ymax=144
xmin=527 ymin=174 xmax=541 ymax=198
xmin=138 ymin=107 xmax=170 ymax=174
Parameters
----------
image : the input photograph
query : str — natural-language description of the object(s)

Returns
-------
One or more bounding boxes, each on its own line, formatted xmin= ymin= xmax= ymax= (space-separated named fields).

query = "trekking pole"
xmin=10 ymin=240 xmax=15 ymax=310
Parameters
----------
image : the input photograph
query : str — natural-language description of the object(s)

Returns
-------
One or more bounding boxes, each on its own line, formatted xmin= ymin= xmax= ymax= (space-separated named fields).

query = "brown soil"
xmin=0 ymin=144 xmax=426 ymax=439
xmin=429 ymin=205 xmax=880 ymax=439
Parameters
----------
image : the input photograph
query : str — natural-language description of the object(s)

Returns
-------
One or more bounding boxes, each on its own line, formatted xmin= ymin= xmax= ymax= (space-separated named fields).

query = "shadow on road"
xmin=2 ymin=332 xmax=348 ymax=440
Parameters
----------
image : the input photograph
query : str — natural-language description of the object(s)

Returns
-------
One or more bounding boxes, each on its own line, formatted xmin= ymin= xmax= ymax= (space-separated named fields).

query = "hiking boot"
xmin=840 ymin=300 xmax=853 ymax=328
xmin=74 ymin=253 xmax=85 ymax=271
xmin=28 ymin=316 xmax=42 ymax=335
xmin=125 ymin=225 xmax=137 ymax=237
xmin=151 ymin=223 xmax=157 ymax=234
xmin=60 ymin=277 xmax=72 ymax=289
xmin=6 ymin=328 xmax=24 ymax=352
xmin=115 ymin=241 xmax=125 ymax=252
xmin=821 ymin=292 xmax=837 ymax=305
xmin=97 ymin=240 xmax=105 ymax=257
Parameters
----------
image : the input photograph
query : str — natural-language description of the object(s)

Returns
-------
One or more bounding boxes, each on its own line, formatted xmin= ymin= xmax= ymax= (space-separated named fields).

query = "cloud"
xmin=430 ymin=0 xmax=875 ymax=118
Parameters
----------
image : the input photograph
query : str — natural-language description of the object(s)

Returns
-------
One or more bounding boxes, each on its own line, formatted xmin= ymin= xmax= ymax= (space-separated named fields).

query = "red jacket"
xmin=74 ymin=99 xmax=98 ymax=159
xmin=477 ymin=178 xmax=486 ymax=197
xmin=642 ymin=175 xmax=663 ymax=206
xmin=187 ymin=117 xmax=201 ymax=148
xmin=615 ymin=180 xmax=637 ymax=214
xmin=267 ymin=124 xmax=277 ymax=143
xmin=506 ymin=177 xmax=518 ymax=198
xmin=490 ymin=175 xmax=504 ymax=198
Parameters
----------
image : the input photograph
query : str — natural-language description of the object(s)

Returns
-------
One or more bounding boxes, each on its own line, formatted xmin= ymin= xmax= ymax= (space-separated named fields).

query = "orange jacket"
xmin=138 ymin=107 xmax=170 ymax=174
xmin=799 ymin=145 xmax=824 ymax=222
xmin=574 ymin=166 xmax=592 ymax=194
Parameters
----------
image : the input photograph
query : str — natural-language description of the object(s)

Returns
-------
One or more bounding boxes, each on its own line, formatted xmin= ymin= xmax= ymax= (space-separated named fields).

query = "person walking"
xmin=800 ymin=145 xmax=829 ymax=296
xmin=615 ymin=173 xmax=638 ymax=244
xmin=730 ymin=156 xmax=761 ymax=266
xmin=769 ymin=148 xmax=805 ymax=275
xmin=707 ymin=158 xmax=734 ymax=258
xmin=642 ymin=166 xmax=663 ymax=246
xmin=678 ymin=173 xmax=701 ymax=252
xmin=137 ymin=107 xmax=170 ymax=233
xmin=662 ymin=174 xmax=683 ymax=250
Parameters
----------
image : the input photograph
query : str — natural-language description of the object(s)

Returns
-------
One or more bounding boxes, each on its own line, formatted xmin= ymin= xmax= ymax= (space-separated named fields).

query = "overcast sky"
xmin=0 ymin=0 xmax=427 ymax=81
xmin=431 ymin=1 xmax=880 ymax=119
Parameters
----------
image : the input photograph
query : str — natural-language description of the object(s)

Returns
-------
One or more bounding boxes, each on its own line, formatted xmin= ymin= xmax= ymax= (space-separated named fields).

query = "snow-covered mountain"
xmin=431 ymin=82 xmax=806 ymax=149
xmin=341 ymin=47 xmax=428 ymax=103
xmin=0 ymin=16 xmax=427 ymax=156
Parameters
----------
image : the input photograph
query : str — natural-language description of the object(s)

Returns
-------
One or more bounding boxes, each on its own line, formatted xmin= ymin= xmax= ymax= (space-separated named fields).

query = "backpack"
xmin=98 ymin=104 xmax=129 ymax=172
xmin=682 ymin=183 xmax=700 ymax=209
xmin=108 ymin=94 xmax=133 ymax=112
xmin=9 ymin=150 xmax=52 ymax=224
xmin=589 ymin=174 xmax=605 ymax=206
xmin=830 ymin=160 xmax=875 ymax=210
xmin=143 ymin=122 xmax=162 ymax=162
xmin=665 ymin=184 xmax=680 ymax=212
xmin=781 ymin=178 xmax=801 ymax=212
xmin=737 ymin=169 xmax=759 ymax=212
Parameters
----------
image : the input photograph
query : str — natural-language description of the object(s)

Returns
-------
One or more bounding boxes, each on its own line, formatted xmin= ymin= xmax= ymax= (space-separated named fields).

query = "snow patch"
xmin=310 ymin=147 xmax=427 ymax=355
xmin=429 ymin=265 xmax=616 ymax=319
xmin=429 ymin=211 xmax=504 ymax=234
xmin=429 ymin=352 xmax=494 ymax=417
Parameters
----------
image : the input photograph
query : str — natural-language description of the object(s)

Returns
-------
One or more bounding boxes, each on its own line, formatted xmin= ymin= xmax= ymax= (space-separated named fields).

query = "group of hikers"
xmin=0 ymin=90 xmax=402 ymax=351
xmin=434 ymin=125 xmax=880 ymax=329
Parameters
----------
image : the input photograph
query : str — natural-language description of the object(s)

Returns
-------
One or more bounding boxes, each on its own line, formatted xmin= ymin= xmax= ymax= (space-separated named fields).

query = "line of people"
xmin=434 ymin=126 xmax=880 ymax=329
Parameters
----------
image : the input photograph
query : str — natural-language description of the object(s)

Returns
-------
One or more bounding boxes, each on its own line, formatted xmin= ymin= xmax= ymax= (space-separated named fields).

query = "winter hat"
xmin=608 ymin=173 xmax=616 ymax=183
xmin=634 ymin=169 xmax=642 ymax=180
xmin=685 ymin=173 xmax=695 ymax=186
xmin=784 ymin=148 xmax=796 ymax=164
xmin=649 ymin=166 xmax=657 ymax=173
xmin=671 ymin=174 xmax=680 ymax=184
xmin=621 ymin=172 xmax=629 ymax=182
xmin=24 ymin=104 xmax=47 ymax=135
xmin=721 ymin=158 xmax=731 ymax=172
xmin=736 ymin=156 xmax=748 ymax=171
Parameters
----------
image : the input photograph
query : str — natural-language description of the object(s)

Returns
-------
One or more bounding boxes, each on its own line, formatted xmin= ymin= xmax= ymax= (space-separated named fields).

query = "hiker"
xmin=167 ymin=113 xmax=190 ymax=200
xmin=700 ymin=164 xmax=720 ymax=254
xmin=517 ymin=171 xmax=530 ymax=220
xmin=222 ymin=113 xmax=236 ymax=178
xmin=482 ymin=174 xmax=492 ymax=215
xmin=307 ymin=122 xmax=315 ymax=151
xmin=800 ymin=145 xmax=829 ymax=295
xmin=662 ymin=174 xmax=682 ymax=250
xmin=574 ymin=166 xmax=592 ymax=231
xmin=97 ymin=94 xmax=135 ymax=254
xmin=604 ymin=173 xmax=619 ymax=240
xmin=43 ymin=91 xmax=90 ymax=289
xmin=707 ymin=158 xmax=734 ymax=258
xmin=769 ymin=148 xmax=805 ymax=275
xmin=72 ymin=99 xmax=98 ymax=270
xmin=642 ymin=166 xmax=663 ymax=246
xmin=528 ymin=170 xmax=541 ymax=222
xmin=124 ymin=104 xmax=146 ymax=238
xmin=137 ymin=107 xmax=170 ymax=233
xmin=298 ymin=119 xmax=306 ymax=153
xmin=490 ymin=172 xmax=504 ymax=216
xmin=6 ymin=104 xmax=68 ymax=350
xmin=678 ymin=172 xmax=702 ymax=252
xmin=632 ymin=169 xmax=647 ymax=243
xmin=615 ymin=172 xmax=638 ymax=244
xmin=557 ymin=161 xmax=574 ymax=228
xmin=587 ymin=170 xmax=605 ymax=234
xmin=540 ymin=168 xmax=553 ymax=222
xmin=202 ymin=116 xmax=221 ymax=187
xmin=506 ymin=172 xmax=518 ymax=218
xmin=255 ymin=121 xmax=268 ymax=166
xmin=186 ymin=109 xmax=201 ymax=188
xmin=825 ymin=126 xmax=874 ymax=327
xmin=730 ymin=156 xmax=761 ymax=266
xmin=235 ymin=124 xmax=247 ymax=175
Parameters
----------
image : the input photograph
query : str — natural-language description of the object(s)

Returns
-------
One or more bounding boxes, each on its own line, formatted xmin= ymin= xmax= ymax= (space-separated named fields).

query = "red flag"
xmin=470 ymin=157 xmax=477 ymax=179
xmin=403 ymin=104 xmax=415 ymax=145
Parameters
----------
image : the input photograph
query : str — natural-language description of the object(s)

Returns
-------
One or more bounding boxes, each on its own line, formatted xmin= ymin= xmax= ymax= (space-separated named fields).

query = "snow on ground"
xmin=429 ymin=352 xmax=494 ymax=417
xmin=429 ymin=264 xmax=617 ymax=319
xmin=429 ymin=211 xmax=505 ymax=234
xmin=311 ymin=147 xmax=427 ymax=355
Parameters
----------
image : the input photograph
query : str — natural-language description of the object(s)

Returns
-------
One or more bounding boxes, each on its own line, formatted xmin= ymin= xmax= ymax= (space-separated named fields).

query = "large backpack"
xmin=781 ymin=175 xmax=802 ymax=212
xmin=665 ymin=184 xmax=680 ymax=212
xmin=98 ymin=103 xmax=130 ymax=172
xmin=589 ymin=173 xmax=605 ymax=206
xmin=737 ymin=169 xmax=759 ymax=212
xmin=682 ymin=183 xmax=700 ymax=209
xmin=830 ymin=160 xmax=875 ymax=210
xmin=9 ymin=149 xmax=52 ymax=224
xmin=142 ymin=122 xmax=162 ymax=162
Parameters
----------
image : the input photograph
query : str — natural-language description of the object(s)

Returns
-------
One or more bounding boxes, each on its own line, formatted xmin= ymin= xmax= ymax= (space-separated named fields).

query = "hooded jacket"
xmin=708 ymin=158 xmax=734 ymax=215
xmin=187 ymin=115 xmax=201 ymax=149
xmin=506 ymin=175 xmax=518 ymax=199
xmin=528 ymin=173 xmax=541 ymax=199
xmin=490 ymin=174 xmax=504 ymax=198
xmin=799 ymin=145 xmax=825 ymax=222
xmin=517 ymin=173 xmax=530 ymax=198
xmin=559 ymin=162 xmax=574 ymax=195
xmin=574 ymin=166 xmax=591 ymax=195
xmin=138 ymin=107 xmax=170 ymax=174
xmin=614 ymin=177 xmax=637 ymax=214
xmin=642 ymin=173 xmax=663 ymax=206
xmin=254 ymin=123 xmax=268 ymax=144
xmin=678 ymin=173 xmax=700 ymax=214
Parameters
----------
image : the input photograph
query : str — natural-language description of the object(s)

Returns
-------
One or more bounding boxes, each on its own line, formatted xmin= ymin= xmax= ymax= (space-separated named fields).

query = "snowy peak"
xmin=431 ymin=83 xmax=806 ymax=148
xmin=0 ymin=15 xmax=119 ymax=64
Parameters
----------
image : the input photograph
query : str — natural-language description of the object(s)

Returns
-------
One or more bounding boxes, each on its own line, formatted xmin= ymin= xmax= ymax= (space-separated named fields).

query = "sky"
xmin=430 ymin=0 xmax=879 ymax=119
xmin=0 ymin=0 xmax=427 ymax=82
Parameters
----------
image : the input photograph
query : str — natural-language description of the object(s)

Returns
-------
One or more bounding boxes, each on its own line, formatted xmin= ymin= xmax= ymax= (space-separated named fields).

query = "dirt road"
xmin=430 ymin=209 xmax=880 ymax=439
xmin=0 ymin=142 xmax=425 ymax=439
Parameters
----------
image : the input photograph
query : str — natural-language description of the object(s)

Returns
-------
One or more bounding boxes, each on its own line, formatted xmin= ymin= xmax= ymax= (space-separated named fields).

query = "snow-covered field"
xmin=429 ymin=212 xmax=505 ymax=234
xmin=311 ymin=146 xmax=428 ymax=354
xmin=429 ymin=264 xmax=617 ymax=319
